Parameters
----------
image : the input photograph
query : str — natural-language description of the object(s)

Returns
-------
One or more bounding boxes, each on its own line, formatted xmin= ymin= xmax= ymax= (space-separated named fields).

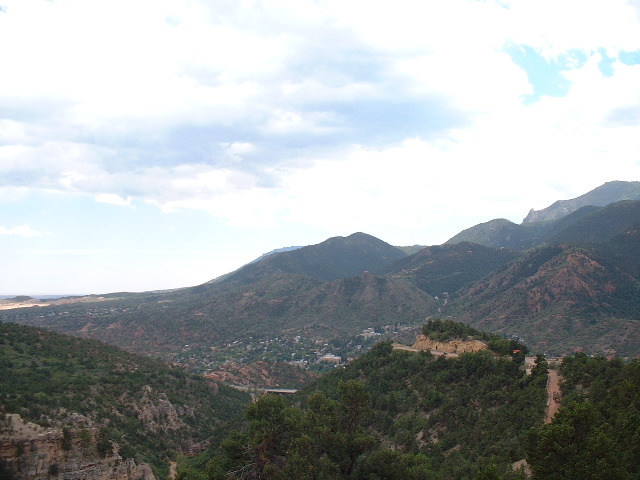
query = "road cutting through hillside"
xmin=545 ymin=369 xmax=561 ymax=423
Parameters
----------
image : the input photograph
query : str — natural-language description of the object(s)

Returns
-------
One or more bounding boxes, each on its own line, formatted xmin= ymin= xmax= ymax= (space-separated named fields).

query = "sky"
xmin=1 ymin=0 xmax=640 ymax=295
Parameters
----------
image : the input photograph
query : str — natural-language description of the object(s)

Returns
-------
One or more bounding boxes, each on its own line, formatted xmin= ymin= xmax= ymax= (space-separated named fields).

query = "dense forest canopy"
xmin=0 ymin=322 xmax=250 ymax=478
xmin=177 ymin=323 xmax=640 ymax=479
xmin=178 ymin=335 xmax=547 ymax=480
xmin=3 ymin=318 xmax=640 ymax=480
xmin=526 ymin=353 xmax=640 ymax=479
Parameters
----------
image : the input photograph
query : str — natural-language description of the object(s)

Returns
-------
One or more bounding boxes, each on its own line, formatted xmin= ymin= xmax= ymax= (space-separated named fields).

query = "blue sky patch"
xmin=619 ymin=51 xmax=640 ymax=66
xmin=597 ymin=48 xmax=615 ymax=77
xmin=506 ymin=44 xmax=589 ymax=104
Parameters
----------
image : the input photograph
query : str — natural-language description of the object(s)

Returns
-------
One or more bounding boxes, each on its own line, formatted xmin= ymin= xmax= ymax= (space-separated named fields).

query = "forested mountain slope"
xmin=0 ymin=323 xmax=250 ymax=479
xmin=4 ymin=184 xmax=640 ymax=376
xmin=1 ymin=272 xmax=438 ymax=365
xmin=549 ymin=200 xmax=640 ymax=244
xmin=180 ymin=322 xmax=547 ymax=480
xmin=527 ymin=353 xmax=640 ymax=479
xmin=445 ymin=218 xmax=547 ymax=250
xmin=210 ymin=232 xmax=407 ymax=288
xmin=177 ymin=323 xmax=640 ymax=480
xmin=446 ymin=238 xmax=640 ymax=356
xmin=380 ymin=242 xmax=520 ymax=296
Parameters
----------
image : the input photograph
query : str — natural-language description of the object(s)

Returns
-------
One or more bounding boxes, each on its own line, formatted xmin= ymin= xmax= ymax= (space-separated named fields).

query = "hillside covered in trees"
xmin=177 ymin=321 xmax=548 ymax=480
xmin=526 ymin=353 xmax=640 ymax=479
xmin=3 ymin=319 xmax=640 ymax=479
xmin=174 ymin=319 xmax=640 ymax=479
xmin=0 ymin=323 xmax=250 ymax=479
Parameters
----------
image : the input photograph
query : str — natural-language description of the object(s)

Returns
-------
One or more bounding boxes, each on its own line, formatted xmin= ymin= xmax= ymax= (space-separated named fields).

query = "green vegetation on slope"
xmin=527 ymin=354 xmax=640 ymax=479
xmin=180 ymin=328 xmax=547 ymax=480
xmin=214 ymin=232 xmax=408 ymax=287
xmin=448 ymin=190 xmax=640 ymax=250
xmin=1 ymin=272 xmax=437 ymax=369
xmin=380 ymin=242 xmax=520 ymax=296
xmin=422 ymin=318 xmax=528 ymax=358
xmin=445 ymin=218 xmax=547 ymax=250
xmin=5 ymin=197 xmax=640 ymax=371
xmin=446 ymin=240 xmax=640 ymax=356
xmin=0 ymin=322 xmax=251 ymax=478
xmin=550 ymin=200 xmax=640 ymax=244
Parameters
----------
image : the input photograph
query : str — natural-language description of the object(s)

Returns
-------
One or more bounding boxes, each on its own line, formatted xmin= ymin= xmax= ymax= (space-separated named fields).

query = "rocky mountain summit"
xmin=523 ymin=180 xmax=640 ymax=224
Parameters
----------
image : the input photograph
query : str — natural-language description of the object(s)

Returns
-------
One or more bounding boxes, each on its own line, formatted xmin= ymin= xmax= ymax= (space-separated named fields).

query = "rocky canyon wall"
xmin=0 ymin=414 xmax=155 ymax=480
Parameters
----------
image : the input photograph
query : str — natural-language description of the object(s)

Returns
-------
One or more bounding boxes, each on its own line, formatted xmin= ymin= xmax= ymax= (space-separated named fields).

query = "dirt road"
xmin=545 ymin=369 xmax=561 ymax=423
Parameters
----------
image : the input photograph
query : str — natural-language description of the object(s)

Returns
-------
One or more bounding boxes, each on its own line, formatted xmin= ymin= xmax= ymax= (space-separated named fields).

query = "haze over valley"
xmin=4 ymin=181 xmax=640 ymax=369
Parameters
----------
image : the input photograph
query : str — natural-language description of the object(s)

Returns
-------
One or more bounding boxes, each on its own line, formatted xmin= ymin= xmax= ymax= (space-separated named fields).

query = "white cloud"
xmin=95 ymin=194 xmax=132 ymax=207
xmin=0 ymin=119 xmax=28 ymax=144
xmin=0 ymin=141 xmax=110 ymax=190
xmin=261 ymin=109 xmax=340 ymax=135
xmin=2 ymin=0 xmax=640 ymax=293
xmin=502 ymin=0 xmax=640 ymax=58
xmin=1 ymin=0 xmax=639 ymax=247
xmin=0 ymin=186 xmax=31 ymax=203
xmin=221 ymin=142 xmax=259 ymax=164
xmin=0 ymin=225 xmax=45 ymax=237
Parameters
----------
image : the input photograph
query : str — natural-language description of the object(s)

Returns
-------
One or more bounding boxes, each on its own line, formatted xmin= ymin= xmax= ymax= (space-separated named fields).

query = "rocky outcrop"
xmin=127 ymin=385 xmax=185 ymax=433
xmin=204 ymin=361 xmax=319 ymax=389
xmin=411 ymin=335 xmax=488 ymax=354
xmin=522 ymin=180 xmax=640 ymax=224
xmin=0 ymin=414 xmax=155 ymax=480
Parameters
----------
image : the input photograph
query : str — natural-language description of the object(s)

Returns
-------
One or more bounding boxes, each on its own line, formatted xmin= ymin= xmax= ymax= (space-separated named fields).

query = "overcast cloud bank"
xmin=1 ymin=0 xmax=639 ymax=293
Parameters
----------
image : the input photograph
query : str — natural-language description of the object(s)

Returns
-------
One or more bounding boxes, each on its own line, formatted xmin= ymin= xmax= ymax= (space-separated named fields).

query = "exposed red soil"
xmin=545 ymin=369 xmax=561 ymax=423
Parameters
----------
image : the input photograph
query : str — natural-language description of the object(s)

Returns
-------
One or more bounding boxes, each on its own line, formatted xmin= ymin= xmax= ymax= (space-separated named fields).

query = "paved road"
xmin=229 ymin=385 xmax=298 ymax=394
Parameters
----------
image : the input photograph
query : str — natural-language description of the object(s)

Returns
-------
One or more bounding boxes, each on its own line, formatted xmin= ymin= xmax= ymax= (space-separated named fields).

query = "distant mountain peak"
xmin=523 ymin=180 xmax=640 ymax=224
xmin=446 ymin=181 xmax=640 ymax=250
xmin=212 ymin=232 xmax=407 ymax=287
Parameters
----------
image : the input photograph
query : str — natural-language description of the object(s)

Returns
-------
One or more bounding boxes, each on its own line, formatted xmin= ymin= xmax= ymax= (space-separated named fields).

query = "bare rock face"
xmin=204 ymin=361 xmax=319 ymax=389
xmin=0 ymin=414 xmax=155 ymax=480
xmin=130 ymin=385 xmax=185 ymax=433
xmin=411 ymin=335 xmax=488 ymax=354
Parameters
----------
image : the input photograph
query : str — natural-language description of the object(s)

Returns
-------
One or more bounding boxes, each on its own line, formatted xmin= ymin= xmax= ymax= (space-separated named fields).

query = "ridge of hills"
xmin=379 ymin=241 xmax=521 ymax=297
xmin=523 ymin=180 xmax=640 ymax=223
xmin=207 ymin=232 xmax=407 ymax=288
xmin=2 ymin=181 xmax=640 ymax=377
xmin=446 ymin=181 xmax=640 ymax=250
xmin=550 ymin=200 xmax=640 ymax=244
xmin=1 ymin=270 xmax=436 ymax=372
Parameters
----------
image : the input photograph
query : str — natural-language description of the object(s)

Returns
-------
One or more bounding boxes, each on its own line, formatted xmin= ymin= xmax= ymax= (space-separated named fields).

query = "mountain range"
xmin=447 ymin=180 xmax=640 ymax=249
xmin=523 ymin=180 xmax=640 ymax=223
xmin=2 ymin=180 xmax=640 ymax=366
